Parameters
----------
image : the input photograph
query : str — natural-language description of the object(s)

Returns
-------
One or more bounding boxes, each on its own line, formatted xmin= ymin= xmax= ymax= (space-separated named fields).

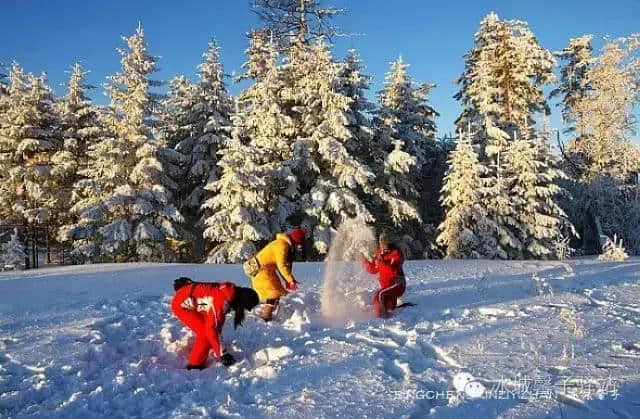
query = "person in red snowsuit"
xmin=171 ymin=277 xmax=259 ymax=370
xmin=362 ymin=234 xmax=406 ymax=318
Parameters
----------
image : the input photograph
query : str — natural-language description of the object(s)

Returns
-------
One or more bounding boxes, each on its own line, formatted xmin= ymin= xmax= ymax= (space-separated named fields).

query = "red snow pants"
xmin=373 ymin=281 xmax=406 ymax=318
xmin=171 ymin=286 xmax=225 ymax=367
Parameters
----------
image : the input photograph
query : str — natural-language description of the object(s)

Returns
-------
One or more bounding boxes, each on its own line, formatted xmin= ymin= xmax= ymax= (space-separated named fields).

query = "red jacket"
xmin=171 ymin=282 xmax=235 ymax=358
xmin=363 ymin=246 xmax=405 ymax=289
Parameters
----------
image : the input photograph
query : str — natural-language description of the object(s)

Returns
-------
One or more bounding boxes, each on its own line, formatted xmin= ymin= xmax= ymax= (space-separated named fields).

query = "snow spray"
xmin=321 ymin=218 xmax=378 ymax=324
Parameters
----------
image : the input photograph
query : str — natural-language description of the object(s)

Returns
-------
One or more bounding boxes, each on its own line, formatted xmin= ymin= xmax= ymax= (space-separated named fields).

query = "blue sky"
xmin=2 ymin=0 xmax=639 ymax=139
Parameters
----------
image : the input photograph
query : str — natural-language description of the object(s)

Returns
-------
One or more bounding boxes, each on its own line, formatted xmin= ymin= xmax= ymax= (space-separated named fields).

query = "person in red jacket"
xmin=361 ymin=233 xmax=406 ymax=318
xmin=171 ymin=277 xmax=259 ymax=370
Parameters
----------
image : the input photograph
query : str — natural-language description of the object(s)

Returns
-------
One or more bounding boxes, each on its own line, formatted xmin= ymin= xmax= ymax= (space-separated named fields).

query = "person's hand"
xmin=286 ymin=280 xmax=299 ymax=291
xmin=220 ymin=353 xmax=236 ymax=367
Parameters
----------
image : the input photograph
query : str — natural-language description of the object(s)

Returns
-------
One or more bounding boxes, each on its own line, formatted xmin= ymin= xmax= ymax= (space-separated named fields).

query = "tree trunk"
xmin=591 ymin=209 xmax=605 ymax=253
xmin=45 ymin=225 xmax=51 ymax=264
xmin=31 ymin=226 xmax=37 ymax=269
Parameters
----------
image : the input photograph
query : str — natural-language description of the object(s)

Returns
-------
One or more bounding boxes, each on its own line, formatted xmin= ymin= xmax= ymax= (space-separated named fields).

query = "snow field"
xmin=1 ymin=259 xmax=640 ymax=418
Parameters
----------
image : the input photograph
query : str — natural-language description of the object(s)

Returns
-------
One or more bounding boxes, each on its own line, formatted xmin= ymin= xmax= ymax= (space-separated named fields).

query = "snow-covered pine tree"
xmin=67 ymin=26 xmax=182 ymax=262
xmin=203 ymin=138 xmax=283 ymax=263
xmin=160 ymin=40 xmax=232 ymax=260
xmin=53 ymin=64 xmax=103 ymax=246
xmin=455 ymin=12 xmax=555 ymax=151
xmin=337 ymin=49 xmax=377 ymax=167
xmin=373 ymin=136 xmax=422 ymax=238
xmin=480 ymin=118 xmax=522 ymax=259
xmin=159 ymin=75 xmax=197 ymax=194
xmin=284 ymin=40 xmax=376 ymax=255
xmin=238 ymin=30 xmax=273 ymax=81
xmin=335 ymin=49 xmax=422 ymax=251
xmin=555 ymin=35 xmax=640 ymax=254
xmin=453 ymin=13 xmax=558 ymax=260
xmin=374 ymin=57 xmax=438 ymax=181
xmin=0 ymin=228 xmax=26 ymax=270
xmin=0 ymin=63 xmax=61 ymax=228
xmin=202 ymin=41 xmax=297 ymax=262
xmin=371 ymin=57 xmax=440 ymax=253
xmin=437 ymin=133 xmax=494 ymax=258
xmin=550 ymin=35 xmax=594 ymax=133
xmin=503 ymin=132 xmax=573 ymax=259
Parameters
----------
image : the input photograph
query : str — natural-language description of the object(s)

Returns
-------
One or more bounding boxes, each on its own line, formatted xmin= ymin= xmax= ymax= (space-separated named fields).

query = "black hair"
xmin=173 ymin=277 xmax=194 ymax=291
xmin=230 ymin=287 xmax=260 ymax=329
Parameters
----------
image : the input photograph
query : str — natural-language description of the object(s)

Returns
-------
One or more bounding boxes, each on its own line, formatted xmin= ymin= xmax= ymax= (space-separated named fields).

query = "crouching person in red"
xmin=362 ymin=233 xmax=406 ymax=318
xmin=171 ymin=277 xmax=259 ymax=370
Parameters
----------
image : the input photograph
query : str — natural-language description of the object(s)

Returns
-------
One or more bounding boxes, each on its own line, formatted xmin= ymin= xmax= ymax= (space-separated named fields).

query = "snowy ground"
xmin=1 ymin=258 xmax=640 ymax=418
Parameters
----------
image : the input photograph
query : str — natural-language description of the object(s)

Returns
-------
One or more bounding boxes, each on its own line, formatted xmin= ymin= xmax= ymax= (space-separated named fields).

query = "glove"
xmin=220 ymin=353 xmax=236 ymax=367
xmin=286 ymin=280 xmax=299 ymax=291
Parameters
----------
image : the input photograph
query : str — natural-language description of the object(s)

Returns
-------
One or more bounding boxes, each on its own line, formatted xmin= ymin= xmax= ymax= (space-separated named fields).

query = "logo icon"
xmin=453 ymin=372 xmax=486 ymax=399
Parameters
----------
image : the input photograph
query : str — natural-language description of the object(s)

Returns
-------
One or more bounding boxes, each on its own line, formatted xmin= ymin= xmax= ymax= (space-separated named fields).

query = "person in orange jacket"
xmin=361 ymin=232 xmax=406 ymax=318
xmin=250 ymin=228 xmax=306 ymax=321
xmin=171 ymin=277 xmax=259 ymax=370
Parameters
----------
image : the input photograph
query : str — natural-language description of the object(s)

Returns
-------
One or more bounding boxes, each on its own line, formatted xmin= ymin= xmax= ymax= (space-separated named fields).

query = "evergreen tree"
xmin=284 ymin=41 xmax=376 ymax=255
xmin=337 ymin=49 xmax=376 ymax=167
xmin=239 ymin=30 xmax=273 ymax=81
xmin=373 ymin=57 xmax=439 ymax=253
xmin=555 ymin=35 xmax=640 ymax=254
xmin=451 ymin=13 xmax=562 ymax=259
xmin=550 ymin=35 xmax=594 ymax=132
xmin=503 ymin=134 xmax=573 ymax=258
xmin=437 ymin=134 xmax=494 ymax=258
xmin=0 ymin=63 xmax=61 ymax=227
xmin=54 ymin=64 xmax=103 ymax=245
xmin=374 ymin=57 xmax=438 ymax=179
xmin=160 ymin=40 xmax=232 ymax=260
xmin=66 ymin=26 xmax=182 ymax=262
xmin=0 ymin=228 xmax=26 ymax=270
xmin=202 ymin=42 xmax=296 ymax=262
xmin=455 ymin=12 xmax=555 ymax=149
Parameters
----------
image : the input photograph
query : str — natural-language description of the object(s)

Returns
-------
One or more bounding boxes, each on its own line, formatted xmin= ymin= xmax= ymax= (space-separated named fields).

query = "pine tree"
xmin=374 ymin=57 xmax=438 ymax=179
xmin=0 ymin=63 xmax=61 ymax=227
xmin=160 ymin=40 xmax=232 ymax=260
xmin=451 ymin=13 xmax=561 ymax=259
xmin=555 ymin=35 xmax=640 ymax=255
xmin=284 ymin=41 xmax=376 ymax=255
xmin=159 ymin=75 xmax=197 ymax=194
xmin=188 ymin=41 xmax=232 ymax=211
xmin=455 ymin=12 xmax=555 ymax=149
xmin=54 ymin=64 xmax=103 ymax=246
xmin=202 ymin=138 xmax=282 ymax=263
xmin=202 ymin=42 xmax=296 ymax=262
xmin=66 ymin=26 xmax=182 ymax=262
xmin=503 ymin=134 xmax=572 ymax=259
xmin=0 ymin=228 xmax=26 ymax=270
xmin=373 ymin=57 xmax=439 ymax=253
xmin=437 ymin=134 xmax=494 ymax=258
xmin=337 ymin=49 xmax=377 ymax=167
xmin=239 ymin=30 xmax=273 ymax=81
xmin=336 ymin=50 xmax=421 ymax=242
xmin=550 ymin=35 xmax=594 ymax=132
